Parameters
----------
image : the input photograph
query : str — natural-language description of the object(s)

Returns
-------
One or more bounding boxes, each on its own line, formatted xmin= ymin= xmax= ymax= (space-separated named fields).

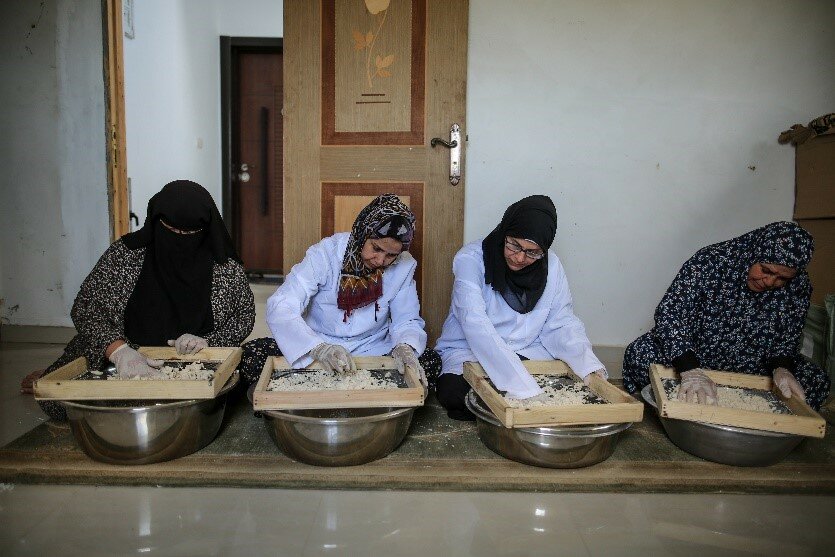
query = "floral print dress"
xmin=622 ymin=222 xmax=830 ymax=409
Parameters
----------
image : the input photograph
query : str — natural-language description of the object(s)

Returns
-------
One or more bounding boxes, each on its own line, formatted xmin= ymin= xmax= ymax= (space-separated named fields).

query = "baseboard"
xmin=0 ymin=325 xmax=76 ymax=344
xmin=592 ymin=344 xmax=626 ymax=378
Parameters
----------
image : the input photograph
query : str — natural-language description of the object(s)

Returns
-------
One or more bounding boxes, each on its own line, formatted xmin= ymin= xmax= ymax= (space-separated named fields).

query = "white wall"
xmin=6 ymin=0 xmax=832 ymax=344
xmin=123 ymin=0 xmax=283 ymax=225
xmin=0 ymin=0 xmax=109 ymax=328
xmin=466 ymin=0 xmax=835 ymax=346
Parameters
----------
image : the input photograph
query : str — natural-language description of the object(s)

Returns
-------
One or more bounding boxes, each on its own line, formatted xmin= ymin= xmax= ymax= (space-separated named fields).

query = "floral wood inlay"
xmin=352 ymin=0 xmax=395 ymax=89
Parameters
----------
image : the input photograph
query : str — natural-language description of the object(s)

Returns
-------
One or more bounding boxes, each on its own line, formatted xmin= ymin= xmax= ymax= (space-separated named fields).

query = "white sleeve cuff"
xmin=504 ymin=384 xmax=544 ymax=399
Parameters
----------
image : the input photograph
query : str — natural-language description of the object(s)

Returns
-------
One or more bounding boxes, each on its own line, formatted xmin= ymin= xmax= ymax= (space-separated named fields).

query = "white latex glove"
xmin=391 ymin=343 xmax=427 ymax=388
xmin=583 ymin=368 xmax=608 ymax=386
xmin=109 ymin=344 xmax=163 ymax=379
xmin=310 ymin=343 xmax=356 ymax=373
xmin=167 ymin=333 xmax=208 ymax=355
xmin=773 ymin=367 xmax=806 ymax=402
xmin=678 ymin=368 xmax=718 ymax=405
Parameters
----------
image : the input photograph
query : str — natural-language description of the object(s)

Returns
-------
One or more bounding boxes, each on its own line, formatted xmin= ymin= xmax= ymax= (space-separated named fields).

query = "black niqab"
xmin=122 ymin=180 xmax=240 ymax=345
xmin=482 ymin=195 xmax=558 ymax=314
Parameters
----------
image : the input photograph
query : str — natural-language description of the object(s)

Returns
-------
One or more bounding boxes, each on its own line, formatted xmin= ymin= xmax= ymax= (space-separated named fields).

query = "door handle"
xmin=237 ymin=163 xmax=250 ymax=183
xmin=430 ymin=123 xmax=461 ymax=186
xmin=260 ymin=107 xmax=269 ymax=216
xmin=430 ymin=138 xmax=457 ymax=149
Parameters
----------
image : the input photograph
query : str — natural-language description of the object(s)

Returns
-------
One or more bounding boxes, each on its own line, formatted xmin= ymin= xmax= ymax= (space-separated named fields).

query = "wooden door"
xmin=284 ymin=0 xmax=468 ymax=342
xmin=233 ymin=48 xmax=284 ymax=273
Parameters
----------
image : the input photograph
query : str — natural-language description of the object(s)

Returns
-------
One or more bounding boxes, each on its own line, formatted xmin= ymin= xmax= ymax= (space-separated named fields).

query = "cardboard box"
xmin=797 ymin=219 xmax=835 ymax=304
xmin=794 ymin=134 xmax=835 ymax=219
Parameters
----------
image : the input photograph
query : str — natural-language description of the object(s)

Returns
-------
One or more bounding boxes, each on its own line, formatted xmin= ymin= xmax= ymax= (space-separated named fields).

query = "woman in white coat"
xmin=434 ymin=195 xmax=607 ymax=420
xmin=239 ymin=194 xmax=439 ymax=388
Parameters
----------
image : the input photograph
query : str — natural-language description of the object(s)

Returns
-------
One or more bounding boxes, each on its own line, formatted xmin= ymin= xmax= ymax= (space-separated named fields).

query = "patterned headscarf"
xmin=752 ymin=221 xmax=814 ymax=271
xmin=337 ymin=194 xmax=416 ymax=319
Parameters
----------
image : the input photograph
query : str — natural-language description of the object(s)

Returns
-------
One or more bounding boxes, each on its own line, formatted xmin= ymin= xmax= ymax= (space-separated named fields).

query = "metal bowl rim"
xmin=263 ymin=405 xmax=415 ymax=425
xmin=640 ymin=384 xmax=797 ymax=438
xmin=465 ymin=391 xmax=632 ymax=437
xmin=58 ymin=370 xmax=240 ymax=413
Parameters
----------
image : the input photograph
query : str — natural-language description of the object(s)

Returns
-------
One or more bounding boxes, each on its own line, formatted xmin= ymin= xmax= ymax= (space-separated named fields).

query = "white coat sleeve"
xmin=266 ymin=244 xmax=329 ymax=365
xmin=539 ymin=265 xmax=605 ymax=379
xmin=387 ymin=259 xmax=427 ymax=354
xmin=451 ymin=253 xmax=542 ymax=399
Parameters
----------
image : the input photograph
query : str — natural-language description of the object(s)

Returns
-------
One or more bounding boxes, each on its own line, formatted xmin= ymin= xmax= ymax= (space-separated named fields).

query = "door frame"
xmin=103 ymin=0 xmax=129 ymax=241
xmin=219 ymin=36 xmax=284 ymax=247
xmin=102 ymin=5 xmax=285 ymax=243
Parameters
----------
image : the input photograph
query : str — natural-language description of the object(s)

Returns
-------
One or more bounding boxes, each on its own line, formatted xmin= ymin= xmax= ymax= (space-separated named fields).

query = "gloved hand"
xmin=391 ymin=343 xmax=427 ymax=388
xmin=678 ymin=368 xmax=718 ymax=405
xmin=167 ymin=333 xmax=208 ymax=355
xmin=311 ymin=343 xmax=356 ymax=373
xmin=109 ymin=344 xmax=164 ymax=379
xmin=773 ymin=367 xmax=806 ymax=402
xmin=583 ymin=368 xmax=609 ymax=386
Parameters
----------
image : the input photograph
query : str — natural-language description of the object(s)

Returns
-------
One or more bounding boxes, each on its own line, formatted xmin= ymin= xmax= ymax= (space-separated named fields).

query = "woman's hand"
xmin=311 ymin=343 xmax=356 ymax=373
xmin=109 ymin=344 xmax=164 ymax=379
xmin=167 ymin=334 xmax=208 ymax=355
xmin=391 ymin=343 xmax=427 ymax=388
xmin=773 ymin=367 xmax=806 ymax=402
xmin=583 ymin=368 xmax=608 ymax=386
xmin=20 ymin=369 xmax=45 ymax=394
xmin=678 ymin=368 xmax=718 ymax=405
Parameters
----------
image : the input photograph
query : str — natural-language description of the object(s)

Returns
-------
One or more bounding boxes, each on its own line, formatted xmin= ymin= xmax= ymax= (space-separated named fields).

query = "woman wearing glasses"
xmin=434 ymin=195 xmax=607 ymax=420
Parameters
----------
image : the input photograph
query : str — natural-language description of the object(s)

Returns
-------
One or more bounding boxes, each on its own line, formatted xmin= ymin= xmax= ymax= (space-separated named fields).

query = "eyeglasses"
xmin=160 ymin=220 xmax=203 ymax=235
xmin=504 ymin=238 xmax=545 ymax=260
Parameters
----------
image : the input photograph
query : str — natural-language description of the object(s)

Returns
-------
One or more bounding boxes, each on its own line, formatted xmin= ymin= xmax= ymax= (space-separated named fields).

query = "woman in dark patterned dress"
xmin=238 ymin=194 xmax=441 ymax=392
xmin=622 ymin=221 xmax=830 ymax=409
xmin=29 ymin=181 xmax=255 ymax=420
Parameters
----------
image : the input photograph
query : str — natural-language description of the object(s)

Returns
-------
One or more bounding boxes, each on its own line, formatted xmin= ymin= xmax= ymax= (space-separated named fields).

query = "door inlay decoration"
xmin=322 ymin=0 xmax=426 ymax=145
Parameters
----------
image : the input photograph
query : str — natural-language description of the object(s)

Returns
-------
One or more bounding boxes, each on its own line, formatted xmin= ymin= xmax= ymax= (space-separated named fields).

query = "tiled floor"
xmin=1 ymin=343 xmax=834 ymax=556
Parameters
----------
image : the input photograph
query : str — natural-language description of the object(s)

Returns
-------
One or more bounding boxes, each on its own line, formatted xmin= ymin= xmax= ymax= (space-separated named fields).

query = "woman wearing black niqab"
xmin=622 ymin=221 xmax=830 ymax=410
xmin=435 ymin=195 xmax=607 ymax=420
xmin=30 ymin=180 xmax=255 ymax=421
xmin=122 ymin=180 xmax=240 ymax=347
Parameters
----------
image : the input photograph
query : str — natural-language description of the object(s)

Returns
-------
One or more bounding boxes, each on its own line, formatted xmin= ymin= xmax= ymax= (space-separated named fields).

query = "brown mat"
xmin=1 ymin=390 xmax=834 ymax=493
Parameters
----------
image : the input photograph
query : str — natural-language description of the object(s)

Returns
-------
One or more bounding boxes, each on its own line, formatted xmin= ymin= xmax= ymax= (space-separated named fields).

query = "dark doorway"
xmin=221 ymin=37 xmax=283 ymax=275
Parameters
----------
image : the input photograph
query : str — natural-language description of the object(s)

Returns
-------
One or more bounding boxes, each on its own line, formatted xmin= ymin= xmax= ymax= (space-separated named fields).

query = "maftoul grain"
xmin=506 ymin=376 xmax=607 ymax=408
xmin=268 ymin=369 xmax=399 ymax=391
xmin=121 ymin=362 xmax=213 ymax=381
xmin=664 ymin=379 xmax=791 ymax=414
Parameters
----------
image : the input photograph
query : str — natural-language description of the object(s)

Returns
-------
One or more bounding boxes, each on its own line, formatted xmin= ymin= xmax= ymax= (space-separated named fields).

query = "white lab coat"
xmin=435 ymin=241 xmax=604 ymax=398
xmin=266 ymin=232 xmax=427 ymax=368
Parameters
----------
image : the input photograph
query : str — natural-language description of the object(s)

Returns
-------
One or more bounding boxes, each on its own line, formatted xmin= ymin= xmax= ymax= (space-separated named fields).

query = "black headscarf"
xmin=482 ymin=195 xmax=558 ymax=313
xmin=122 ymin=180 xmax=241 ymax=345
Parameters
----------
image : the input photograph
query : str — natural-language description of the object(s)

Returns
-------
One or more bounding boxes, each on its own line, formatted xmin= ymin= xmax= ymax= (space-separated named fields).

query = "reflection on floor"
xmin=1 ymin=343 xmax=834 ymax=556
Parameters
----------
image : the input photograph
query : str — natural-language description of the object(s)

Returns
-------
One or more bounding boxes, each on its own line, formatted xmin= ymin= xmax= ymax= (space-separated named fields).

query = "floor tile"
xmin=0 ymin=343 xmax=63 ymax=446
xmin=5 ymin=486 xmax=321 ymax=557
xmin=302 ymin=491 xmax=590 ymax=557
xmin=0 ymin=484 xmax=78 ymax=555
xmin=1 ymin=344 xmax=835 ymax=556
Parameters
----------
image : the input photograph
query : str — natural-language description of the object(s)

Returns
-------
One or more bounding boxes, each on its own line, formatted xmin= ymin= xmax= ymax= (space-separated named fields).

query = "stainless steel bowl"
xmin=641 ymin=385 xmax=804 ymax=467
xmin=465 ymin=391 xmax=631 ymax=468
xmin=60 ymin=371 xmax=240 ymax=465
xmin=263 ymin=406 xmax=414 ymax=466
